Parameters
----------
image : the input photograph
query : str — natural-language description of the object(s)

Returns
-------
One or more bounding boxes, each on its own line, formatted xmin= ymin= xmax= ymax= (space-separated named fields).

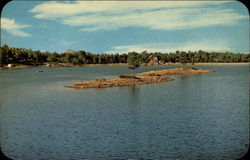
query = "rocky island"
xmin=66 ymin=68 xmax=214 ymax=89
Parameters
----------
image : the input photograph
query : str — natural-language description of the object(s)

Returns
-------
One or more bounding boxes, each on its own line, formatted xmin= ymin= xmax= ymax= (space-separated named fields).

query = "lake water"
xmin=0 ymin=65 xmax=249 ymax=160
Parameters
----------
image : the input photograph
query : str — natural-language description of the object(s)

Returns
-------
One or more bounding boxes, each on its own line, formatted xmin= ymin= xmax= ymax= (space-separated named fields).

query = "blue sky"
xmin=1 ymin=1 xmax=249 ymax=53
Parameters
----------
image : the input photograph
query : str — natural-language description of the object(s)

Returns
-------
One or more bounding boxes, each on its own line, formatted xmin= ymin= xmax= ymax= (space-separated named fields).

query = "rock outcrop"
xmin=64 ymin=49 xmax=75 ymax=54
xmin=146 ymin=55 xmax=164 ymax=65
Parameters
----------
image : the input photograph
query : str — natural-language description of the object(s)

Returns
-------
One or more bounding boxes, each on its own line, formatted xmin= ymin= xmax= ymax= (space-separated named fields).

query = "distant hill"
xmin=64 ymin=49 xmax=75 ymax=54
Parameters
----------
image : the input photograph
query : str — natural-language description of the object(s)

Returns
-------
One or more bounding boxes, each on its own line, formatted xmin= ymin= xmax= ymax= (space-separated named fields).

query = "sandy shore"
xmin=0 ymin=64 xmax=35 ymax=69
xmin=66 ymin=67 xmax=214 ymax=89
xmin=179 ymin=62 xmax=249 ymax=65
xmin=0 ymin=62 xmax=248 ymax=69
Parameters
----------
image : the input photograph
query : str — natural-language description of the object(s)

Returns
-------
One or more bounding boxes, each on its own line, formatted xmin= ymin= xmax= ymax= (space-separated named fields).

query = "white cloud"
xmin=65 ymin=8 xmax=246 ymax=32
xmin=106 ymin=39 xmax=233 ymax=53
xmin=30 ymin=1 xmax=224 ymax=18
xmin=1 ymin=18 xmax=32 ymax=37
xmin=30 ymin=1 xmax=247 ymax=32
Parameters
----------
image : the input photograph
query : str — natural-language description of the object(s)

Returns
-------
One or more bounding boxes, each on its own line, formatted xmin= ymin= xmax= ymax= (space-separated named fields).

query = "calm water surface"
xmin=0 ymin=65 xmax=249 ymax=160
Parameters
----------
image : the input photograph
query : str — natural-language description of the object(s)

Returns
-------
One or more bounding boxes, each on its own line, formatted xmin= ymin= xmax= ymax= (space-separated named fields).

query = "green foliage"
xmin=47 ymin=54 xmax=57 ymax=62
xmin=140 ymin=51 xmax=149 ymax=63
xmin=0 ymin=44 xmax=249 ymax=66
xmin=127 ymin=52 xmax=141 ymax=70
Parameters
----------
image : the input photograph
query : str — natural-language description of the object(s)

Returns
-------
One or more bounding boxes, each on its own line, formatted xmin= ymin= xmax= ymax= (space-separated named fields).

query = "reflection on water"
xmin=129 ymin=85 xmax=140 ymax=105
xmin=0 ymin=65 xmax=249 ymax=160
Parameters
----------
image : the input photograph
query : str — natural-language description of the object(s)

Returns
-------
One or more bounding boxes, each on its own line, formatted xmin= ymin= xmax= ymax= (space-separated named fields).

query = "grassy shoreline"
xmin=0 ymin=62 xmax=249 ymax=69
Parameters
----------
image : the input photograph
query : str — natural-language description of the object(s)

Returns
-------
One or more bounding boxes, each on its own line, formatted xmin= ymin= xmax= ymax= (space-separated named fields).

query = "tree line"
xmin=0 ymin=44 xmax=249 ymax=66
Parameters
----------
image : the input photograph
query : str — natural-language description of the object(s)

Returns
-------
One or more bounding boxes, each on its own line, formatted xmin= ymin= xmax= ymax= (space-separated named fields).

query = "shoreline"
xmin=0 ymin=62 xmax=249 ymax=69
xmin=66 ymin=67 xmax=214 ymax=89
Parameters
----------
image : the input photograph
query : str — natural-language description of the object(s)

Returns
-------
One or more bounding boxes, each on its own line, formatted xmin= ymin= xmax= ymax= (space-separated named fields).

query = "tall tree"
xmin=127 ymin=52 xmax=141 ymax=74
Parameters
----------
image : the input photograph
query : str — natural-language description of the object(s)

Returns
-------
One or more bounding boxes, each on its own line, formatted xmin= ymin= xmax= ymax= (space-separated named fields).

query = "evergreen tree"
xmin=127 ymin=52 xmax=141 ymax=74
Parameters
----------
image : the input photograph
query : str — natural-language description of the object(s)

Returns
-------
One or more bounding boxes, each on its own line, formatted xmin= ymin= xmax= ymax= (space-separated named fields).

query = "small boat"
xmin=37 ymin=70 xmax=44 ymax=72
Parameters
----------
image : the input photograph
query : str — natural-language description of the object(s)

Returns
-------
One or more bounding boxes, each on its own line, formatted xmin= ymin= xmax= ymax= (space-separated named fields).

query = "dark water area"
xmin=0 ymin=65 xmax=249 ymax=160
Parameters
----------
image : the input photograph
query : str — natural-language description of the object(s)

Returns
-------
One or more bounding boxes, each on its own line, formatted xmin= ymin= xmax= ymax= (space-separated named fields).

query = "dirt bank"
xmin=139 ymin=67 xmax=214 ymax=76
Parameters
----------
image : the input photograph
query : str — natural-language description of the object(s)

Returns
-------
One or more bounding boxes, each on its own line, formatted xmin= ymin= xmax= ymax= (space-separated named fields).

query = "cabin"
xmin=7 ymin=64 xmax=15 ymax=68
